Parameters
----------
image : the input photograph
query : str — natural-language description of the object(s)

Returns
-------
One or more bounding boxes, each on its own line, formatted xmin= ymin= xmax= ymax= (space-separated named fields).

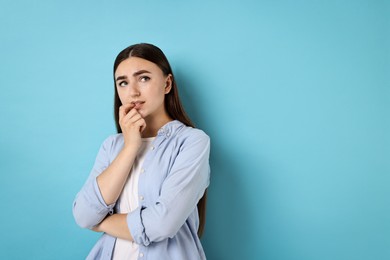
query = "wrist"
xmin=122 ymin=144 xmax=140 ymax=154
xmin=92 ymin=222 xmax=103 ymax=233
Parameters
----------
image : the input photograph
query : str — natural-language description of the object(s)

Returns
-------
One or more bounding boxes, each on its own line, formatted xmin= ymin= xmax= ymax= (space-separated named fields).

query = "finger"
xmin=133 ymin=118 xmax=147 ymax=132
xmin=123 ymin=115 xmax=145 ymax=131
xmin=119 ymin=103 xmax=135 ymax=120
xmin=139 ymin=120 xmax=147 ymax=133
xmin=119 ymin=108 xmax=137 ymax=129
xmin=123 ymin=109 xmax=143 ymax=124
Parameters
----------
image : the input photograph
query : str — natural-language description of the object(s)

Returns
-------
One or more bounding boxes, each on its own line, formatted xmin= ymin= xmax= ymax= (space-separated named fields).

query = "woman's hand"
xmin=119 ymin=103 xmax=146 ymax=150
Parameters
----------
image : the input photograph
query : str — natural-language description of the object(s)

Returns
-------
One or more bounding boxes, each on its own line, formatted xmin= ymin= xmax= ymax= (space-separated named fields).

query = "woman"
xmin=73 ymin=43 xmax=210 ymax=260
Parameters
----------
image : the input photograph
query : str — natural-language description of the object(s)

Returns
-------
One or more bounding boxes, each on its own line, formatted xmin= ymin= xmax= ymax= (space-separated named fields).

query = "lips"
xmin=131 ymin=101 xmax=145 ymax=109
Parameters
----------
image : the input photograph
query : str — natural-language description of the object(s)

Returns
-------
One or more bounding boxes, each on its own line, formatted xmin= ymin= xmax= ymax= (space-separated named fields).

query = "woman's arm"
xmin=73 ymin=135 xmax=117 ymax=229
xmin=73 ymin=138 xmax=137 ymax=229
xmin=73 ymin=104 xmax=146 ymax=228
xmin=93 ymin=214 xmax=134 ymax=241
xmin=73 ymin=142 xmax=138 ymax=229
xmin=96 ymin=146 xmax=138 ymax=205
xmin=97 ymin=103 xmax=146 ymax=205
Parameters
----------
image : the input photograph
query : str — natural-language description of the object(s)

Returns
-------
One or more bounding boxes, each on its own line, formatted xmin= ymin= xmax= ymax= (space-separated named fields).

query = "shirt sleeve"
xmin=72 ymin=136 xmax=116 ymax=229
xmin=127 ymin=130 xmax=211 ymax=246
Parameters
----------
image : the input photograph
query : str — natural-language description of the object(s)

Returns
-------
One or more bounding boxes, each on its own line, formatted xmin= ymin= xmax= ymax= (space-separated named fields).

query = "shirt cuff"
xmin=127 ymin=206 xmax=150 ymax=246
xmin=92 ymin=177 xmax=115 ymax=214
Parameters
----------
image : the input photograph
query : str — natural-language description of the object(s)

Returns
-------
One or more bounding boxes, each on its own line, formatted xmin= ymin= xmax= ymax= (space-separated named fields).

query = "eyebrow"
xmin=133 ymin=70 xmax=151 ymax=76
xmin=115 ymin=75 xmax=127 ymax=81
xmin=115 ymin=70 xmax=152 ymax=81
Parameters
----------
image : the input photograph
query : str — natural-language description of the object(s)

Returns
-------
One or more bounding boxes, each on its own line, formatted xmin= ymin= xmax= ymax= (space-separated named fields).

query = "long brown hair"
xmin=113 ymin=43 xmax=207 ymax=237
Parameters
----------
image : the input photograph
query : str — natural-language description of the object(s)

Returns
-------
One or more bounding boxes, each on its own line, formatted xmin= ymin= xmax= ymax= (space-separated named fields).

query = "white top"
xmin=112 ymin=137 xmax=155 ymax=260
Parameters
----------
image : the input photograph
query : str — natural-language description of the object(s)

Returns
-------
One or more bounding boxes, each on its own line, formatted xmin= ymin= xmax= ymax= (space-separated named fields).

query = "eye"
xmin=118 ymin=81 xmax=128 ymax=87
xmin=140 ymin=76 xmax=150 ymax=82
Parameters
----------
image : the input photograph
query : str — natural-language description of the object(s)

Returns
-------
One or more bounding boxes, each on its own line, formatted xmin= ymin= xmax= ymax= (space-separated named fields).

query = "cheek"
xmin=149 ymin=85 xmax=166 ymax=99
xmin=158 ymin=88 xmax=167 ymax=102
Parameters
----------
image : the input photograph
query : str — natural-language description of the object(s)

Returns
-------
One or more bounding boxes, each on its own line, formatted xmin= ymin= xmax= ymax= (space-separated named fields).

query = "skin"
xmin=92 ymin=57 xmax=173 ymax=241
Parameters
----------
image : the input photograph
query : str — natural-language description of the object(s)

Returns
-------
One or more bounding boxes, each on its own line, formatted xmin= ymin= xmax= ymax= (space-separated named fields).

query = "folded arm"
xmin=72 ymin=136 xmax=138 ymax=229
xmin=92 ymin=214 xmax=134 ymax=241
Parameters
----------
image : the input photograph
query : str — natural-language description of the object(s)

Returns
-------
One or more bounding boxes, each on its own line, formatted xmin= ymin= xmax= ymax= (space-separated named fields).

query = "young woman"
xmin=73 ymin=43 xmax=210 ymax=260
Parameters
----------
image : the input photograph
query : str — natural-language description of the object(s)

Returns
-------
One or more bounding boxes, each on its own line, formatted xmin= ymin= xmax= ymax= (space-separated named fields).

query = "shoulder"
xmin=179 ymin=126 xmax=209 ymax=141
xmin=175 ymin=124 xmax=210 ymax=149
xmin=99 ymin=133 xmax=124 ymax=152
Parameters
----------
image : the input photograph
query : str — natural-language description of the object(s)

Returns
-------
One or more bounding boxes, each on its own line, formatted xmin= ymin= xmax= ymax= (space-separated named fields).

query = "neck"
xmin=141 ymin=114 xmax=173 ymax=138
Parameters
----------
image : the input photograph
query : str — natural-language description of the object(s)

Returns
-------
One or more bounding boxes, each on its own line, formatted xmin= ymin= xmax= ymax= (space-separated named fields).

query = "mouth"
xmin=131 ymin=101 xmax=145 ymax=109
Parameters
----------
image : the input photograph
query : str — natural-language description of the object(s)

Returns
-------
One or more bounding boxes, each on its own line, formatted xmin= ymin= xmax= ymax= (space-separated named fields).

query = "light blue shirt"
xmin=73 ymin=120 xmax=210 ymax=260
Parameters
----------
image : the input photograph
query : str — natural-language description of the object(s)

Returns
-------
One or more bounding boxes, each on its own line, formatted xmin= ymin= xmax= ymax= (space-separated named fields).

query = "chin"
xmin=138 ymin=110 xmax=147 ymax=118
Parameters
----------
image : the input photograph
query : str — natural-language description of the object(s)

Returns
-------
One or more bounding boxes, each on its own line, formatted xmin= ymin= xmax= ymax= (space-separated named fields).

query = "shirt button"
xmin=139 ymin=252 xmax=144 ymax=257
xmin=151 ymin=146 xmax=155 ymax=150
xmin=140 ymin=195 xmax=144 ymax=201
xmin=141 ymin=168 xmax=145 ymax=173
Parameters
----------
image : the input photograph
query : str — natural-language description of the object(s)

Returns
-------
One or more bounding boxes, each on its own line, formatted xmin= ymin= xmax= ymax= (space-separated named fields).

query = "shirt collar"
xmin=157 ymin=120 xmax=184 ymax=138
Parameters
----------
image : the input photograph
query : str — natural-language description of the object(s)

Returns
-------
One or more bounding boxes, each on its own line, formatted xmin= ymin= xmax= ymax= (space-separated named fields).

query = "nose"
xmin=128 ymin=81 xmax=141 ymax=97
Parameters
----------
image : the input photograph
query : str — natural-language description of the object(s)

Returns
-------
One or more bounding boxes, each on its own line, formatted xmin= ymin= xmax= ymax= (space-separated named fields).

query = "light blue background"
xmin=0 ymin=0 xmax=389 ymax=259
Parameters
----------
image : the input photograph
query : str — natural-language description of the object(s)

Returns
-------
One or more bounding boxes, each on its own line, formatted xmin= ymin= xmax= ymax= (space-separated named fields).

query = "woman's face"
xmin=115 ymin=57 xmax=172 ymax=120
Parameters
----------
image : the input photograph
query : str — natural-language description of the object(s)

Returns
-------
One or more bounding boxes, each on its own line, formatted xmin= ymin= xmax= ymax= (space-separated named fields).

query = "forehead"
xmin=115 ymin=57 xmax=161 ymax=76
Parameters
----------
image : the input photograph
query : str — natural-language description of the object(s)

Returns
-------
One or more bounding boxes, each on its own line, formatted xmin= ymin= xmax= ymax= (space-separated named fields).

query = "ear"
xmin=165 ymin=74 xmax=173 ymax=94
